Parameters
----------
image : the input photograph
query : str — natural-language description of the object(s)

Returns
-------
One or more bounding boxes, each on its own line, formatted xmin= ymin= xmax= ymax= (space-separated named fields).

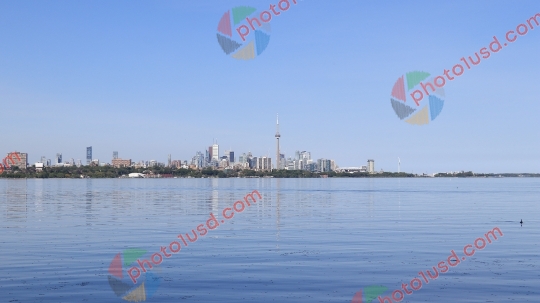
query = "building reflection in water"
xmin=211 ymin=178 xmax=219 ymax=215
xmin=34 ymin=179 xmax=44 ymax=215
xmin=85 ymin=179 xmax=94 ymax=226
xmin=275 ymin=178 xmax=281 ymax=250
xmin=2 ymin=180 xmax=28 ymax=229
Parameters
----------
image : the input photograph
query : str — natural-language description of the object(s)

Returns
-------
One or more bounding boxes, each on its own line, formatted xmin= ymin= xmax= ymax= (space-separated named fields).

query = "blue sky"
xmin=1 ymin=1 xmax=539 ymax=173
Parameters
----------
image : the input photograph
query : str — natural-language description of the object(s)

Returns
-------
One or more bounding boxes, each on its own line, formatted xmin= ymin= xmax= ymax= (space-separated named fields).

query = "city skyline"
xmin=1 ymin=2 xmax=538 ymax=173
xmin=10 ymin=116 xmax=343 ymax=172
xmin=2 ymin=107 xmax=537 ymax=173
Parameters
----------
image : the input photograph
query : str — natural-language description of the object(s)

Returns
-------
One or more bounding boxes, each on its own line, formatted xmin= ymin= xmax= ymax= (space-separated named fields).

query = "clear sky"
xmin=1 ymin=1 xmax=539 ymax=173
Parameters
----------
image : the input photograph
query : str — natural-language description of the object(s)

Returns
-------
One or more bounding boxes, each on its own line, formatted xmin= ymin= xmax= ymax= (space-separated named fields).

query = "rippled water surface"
xmin=1 ymin=178 xmax=538 ymax=302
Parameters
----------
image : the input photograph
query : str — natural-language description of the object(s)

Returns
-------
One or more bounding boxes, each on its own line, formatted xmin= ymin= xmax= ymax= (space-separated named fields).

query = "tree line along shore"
xmin=0 ymin=166 xmax=538 ymax=179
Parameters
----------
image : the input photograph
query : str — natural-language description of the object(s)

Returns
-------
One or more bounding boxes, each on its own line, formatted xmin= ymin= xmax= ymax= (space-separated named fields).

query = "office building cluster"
xmin=2 ymin=117 xmax=379 ymax=174
xmin=335 ymin=159 xmax=376 ymax=174
xmin=0 ymin=151 xmax=81 ymax=172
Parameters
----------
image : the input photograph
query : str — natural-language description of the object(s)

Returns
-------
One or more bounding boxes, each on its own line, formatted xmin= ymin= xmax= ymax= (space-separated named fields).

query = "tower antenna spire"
xmin=275 ymin=114 xmax=281 ymax=170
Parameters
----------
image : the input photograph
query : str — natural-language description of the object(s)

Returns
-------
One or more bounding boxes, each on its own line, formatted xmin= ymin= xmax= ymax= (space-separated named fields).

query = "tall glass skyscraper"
xmin=86 ymin=147 xmax=92 ymax=165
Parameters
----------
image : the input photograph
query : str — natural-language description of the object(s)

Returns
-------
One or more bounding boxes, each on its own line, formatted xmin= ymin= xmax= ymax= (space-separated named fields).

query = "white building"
xmin=368 ymin=159 xmax=375 ymax=173
xmin=336 ymin=166 xmax=367 ymax=173
xmin=128 ymin=173 xmax=145 ymax=178
xmin=35 ymin=162 xmax=44 ymax=172
xmin=256 ymin=156 xmax=272 ymax=171
xmin=212 ymin=144 xmax=219 ymax=161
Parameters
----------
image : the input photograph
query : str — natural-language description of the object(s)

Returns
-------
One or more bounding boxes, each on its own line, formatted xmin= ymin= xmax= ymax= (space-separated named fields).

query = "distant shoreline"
xmin=0 ymin=167 xmax=539 ymax=179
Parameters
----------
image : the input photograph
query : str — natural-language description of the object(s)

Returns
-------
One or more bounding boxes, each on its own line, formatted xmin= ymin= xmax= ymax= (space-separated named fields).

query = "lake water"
xmin=0 ymin=178 xmax=538 ymax=302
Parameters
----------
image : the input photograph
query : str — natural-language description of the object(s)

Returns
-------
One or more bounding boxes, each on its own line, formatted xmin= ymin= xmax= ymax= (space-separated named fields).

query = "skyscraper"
xmin=86 ymin=147 xmax=92 ymax=165
xmin=229 ymin=151 xmax=234 ymax=163
xmin=257 ymin=156 xmax=272 ymax=171
xmin=3 ymin=152 xmax=27 ymax=169
xmin=195 ymin=151 xmax=204 ymax=168
xmin=56 ymin=153 xmax=62 ymax=165
xmin=368 ymin=159 xmax=375 ymax=173
xmin=113 ymin=151 xmax=118 ymax=159
xmin=212 ymin=143 xmax=219 ymax=161
xmin=275 ymin=114 xmax=280 ymax=170
xmin=317 ymin=159 xmax=332 ymax=172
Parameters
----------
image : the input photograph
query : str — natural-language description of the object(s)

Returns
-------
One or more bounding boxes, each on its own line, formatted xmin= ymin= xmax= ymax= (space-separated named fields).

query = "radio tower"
xmin=275 ymin=114 xmax=281 ymax=170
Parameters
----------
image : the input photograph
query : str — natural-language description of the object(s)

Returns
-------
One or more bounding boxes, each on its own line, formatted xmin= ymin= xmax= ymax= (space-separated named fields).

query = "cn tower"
xmin=275 ymin=114 xmax=280 ymax=170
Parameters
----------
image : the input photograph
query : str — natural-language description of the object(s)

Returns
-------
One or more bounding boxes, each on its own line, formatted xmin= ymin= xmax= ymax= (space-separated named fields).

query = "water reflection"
xmin=34 ymin=179 xmax=44 ymax=214
xmin=2 ymin=180 xmax=28 ymax=228
xmin=210 ymin=178 xmax=219 ymax=215
xmin=0 ymin=178 xmax=537 ymax=302
xmin=275 ymin=178 xmax=281 ymax=249
xmin=85 ymin=179 xmax=94 ymax=226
